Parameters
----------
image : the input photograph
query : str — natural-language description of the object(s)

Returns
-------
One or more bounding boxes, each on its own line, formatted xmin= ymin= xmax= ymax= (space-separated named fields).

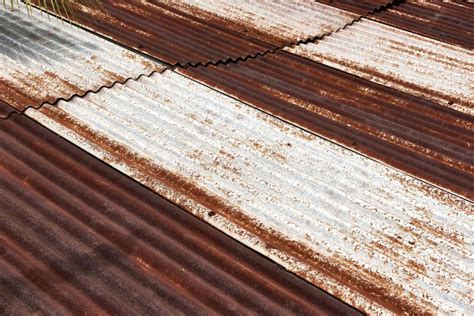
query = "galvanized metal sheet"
xmin=181 ymin=51 xmax=474 ymax=202
xmin=0 ymin=6 xmax=164 ymax=118
xmin=167 ymin=0 xmax=359 ymax=45
xmin=34 ymin=0 xmax=358 ymax=66
xmin=285 ymin=18 xmax=474 ymax=116
xmin=0 ymin=114 xmax=353 ymax=315
xmin=27 ymin=72 xmax=474 ymax=315
xmin=372 ymin=0 xmax=474 ymax=50
xmin=317 ymin=0 xmax=392 ymax=15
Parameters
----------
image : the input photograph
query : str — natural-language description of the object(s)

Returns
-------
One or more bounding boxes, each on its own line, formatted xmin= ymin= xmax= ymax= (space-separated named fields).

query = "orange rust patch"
xmin=250 ymin=141 xmax=287 ymax=162
xmin=409 ymin=218 xmax=465 ymax=248
xmin=407 ymin=260 xmax=427 ymax=274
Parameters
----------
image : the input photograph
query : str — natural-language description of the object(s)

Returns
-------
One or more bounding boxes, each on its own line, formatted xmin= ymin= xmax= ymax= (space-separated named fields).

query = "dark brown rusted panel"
xmin=317 ymin=0 xmax=392 ymax=15
xmin=0 ymin=114 xmax=361 ymax=315
xmin=0 ymin=100 xmax=16 ymax=119
xmin=34 ymin=0 xmax=275 ymax=66
xmin=372 ymin=0 xmax=474 ymax=49
xmin=180 ymin=51 xmax=474 ymax=201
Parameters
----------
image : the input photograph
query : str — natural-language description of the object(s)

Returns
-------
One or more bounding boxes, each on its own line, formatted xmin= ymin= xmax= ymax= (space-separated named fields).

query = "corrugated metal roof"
xmin=0 ymin=113 xmax=357 ymax=315
xmin=33 ymin=0 xmax=362 ymax=66
xmin=164 ymin=0 xmax=359 ymax=45
xmin=285 ymin=18 xmax=474 ymax=116
xmin=317 ymin=0 xmax=393 ymax=15
xmin=27 ymin=71 xmax=474 ymax=315
xmin=372 ymin=0 xmax=474 ymax=50
xmin=180 ymin=51 xmax=474 ymax=201
xmin=0 ymin=7 xmax=165 ymax=118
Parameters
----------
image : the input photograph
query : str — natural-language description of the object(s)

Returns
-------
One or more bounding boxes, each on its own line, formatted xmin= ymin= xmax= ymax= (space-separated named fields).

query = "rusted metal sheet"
xmin=317 ymin=0 xmax=393 ymax=15
xmin=372 ymin=0 xmax=474 ymax=50
xmin=0 ymin=7 xmax=164 ymax=118
xmin=166 ymin=0 xmax=359 ymax=45
xmin=285 ymin=18 xmax=474 ymax=116
xmin=0 ymin=100 xmax=13 ymax=118
xmin=180 ymin=51 xmax=474 ymax=201
xmin=27 ymin=72 xmax=474 ymax=315
xmin=35 ymin=0 xmax=359 ymax=66
xmin=0 ymin=114 xmax=356 ymax=315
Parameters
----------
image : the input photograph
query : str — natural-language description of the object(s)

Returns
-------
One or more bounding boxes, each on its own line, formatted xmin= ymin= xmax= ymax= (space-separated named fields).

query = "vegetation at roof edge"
xmin=2 ymin=0 xmax=101 ymax=20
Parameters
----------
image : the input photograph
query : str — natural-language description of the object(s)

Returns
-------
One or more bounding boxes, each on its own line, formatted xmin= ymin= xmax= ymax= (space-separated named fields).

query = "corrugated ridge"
xmin=10 ymin=0 xmax=399 ymax=120
xmin=27 ymin=72 xmax=473 ymax=314
xmin=285 ymin=17 xmax=474 ymax=115
xmin=166 ymin=0 xmax=359 ymax=46
xmin=181 ymin=0 xmax=398 ymax=69
xmin=0 ymin=100 xmax=13 ymax=118
xmin=0 ymin=113 xmax=358 ymax=315
xmin=180 ymin=51 xmax=474 ymax=201
xmin=34 ymin=0 xmax=274 ymax=66
xmin=0 ymin=7 xmax=164 ymax=119
xmin=317 ymin=0 xmax=394 ymax=15
xmin=1 ymin=66 xmax=167 ymax=121
xmin=372 ymin=0 xmax=474 ymax=49
xmin=31 ymin=0 xmax=394 ymax=68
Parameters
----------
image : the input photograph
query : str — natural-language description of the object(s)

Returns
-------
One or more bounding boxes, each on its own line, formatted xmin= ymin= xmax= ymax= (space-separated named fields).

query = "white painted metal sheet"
xmin=166 ymin=0 xmax=359 ymax=45
xmin=0 ymin=6 xmax=164 ymax=115
xmin=285 ymin=18 xmax=474 ymax=115
xmin=27 ymin=72 xmax=474 ymax=315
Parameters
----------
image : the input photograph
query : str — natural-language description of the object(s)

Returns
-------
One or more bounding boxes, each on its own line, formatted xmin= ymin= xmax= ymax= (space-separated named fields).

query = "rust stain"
xmin=409 ymin=218 xmax=465 ymax=248
xmin=308 ymin=52 xmax=474 ymax=115
xmin=170 ymin=1 xmax=292 ymax=46
xmin=390 ymin=172 xmax=473 ymax=208
xmin=407 ymin=260 xmax=427 ymax=274
xmin=181 ymin=51 xmax=474 ymax=201
xmin=2 ymin=114 xmax=356 ymax=315
xmin=43 ymin=0 xmax=275 ymax=66
xmin=317 ymin=0 xmax=392 ymax=15
xmin=40 ymin=106 xmax=435 ymax=315
xmin=372 ymin=0 xmax=474 ymax=49
xmin=92 ymin=66 xmax=126 ymax=84
xmin=250 ymin=141 xmax=287 ymax=162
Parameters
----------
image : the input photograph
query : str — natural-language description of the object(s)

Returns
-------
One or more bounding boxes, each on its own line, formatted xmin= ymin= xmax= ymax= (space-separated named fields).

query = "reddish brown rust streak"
xmin=371 ymin=0 xmax=474 ymax=50
xmin=40 ymin=106 xmax=435 ymax=315
xmin=2 ymin=114 xmax=358 ymax=315
xmin=180 ymin=52 xmax=474 ymax=201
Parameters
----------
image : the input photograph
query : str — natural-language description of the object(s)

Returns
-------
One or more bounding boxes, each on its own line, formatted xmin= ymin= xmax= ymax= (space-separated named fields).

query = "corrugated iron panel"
xmin=165 ymin=0 xmax=359 ymax=45
xmin=285 ymin=18 xmax=474 ymax=116
xmin=317 ymin=0 xmax=392 ymax=15
xmin=0 ymin=7 xmax=164 ymax=118
xmin=0 ymin=114 xmax=356 ymax=315
xmin=34 ymin=0 xmax=359 ymax=66
xmin=27 ymin=72 xmax=474 ymax=315
xmin=0 ymin=100 xmax=12 ymax=118
xmin=372 ymin=0 xmax=474 ymax=50
xmin=180 ymin=51 xmax=474 ymax=201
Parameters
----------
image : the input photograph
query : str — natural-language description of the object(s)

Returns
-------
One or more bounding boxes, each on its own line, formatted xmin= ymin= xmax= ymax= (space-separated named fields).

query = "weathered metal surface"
xmin=317 ymin=0 xmax=392 ymax=15
xmin=0 ymin=100 xmax=13 ymax=118
xmin=0 ymin=114 xmax=355 ymax=315
xmin=167 ymin=0 xmax=359 ymax=45
xmin=285 ymin=18 xmax=474 ymax=116
xmin=35 ymin=0 xmax=359 ymax=66
xmin=181 ymin=51 xmax=474 ymax=201
xmin=0 ymin=7 xmax=164 ymax=118
xmin=372 ymin=0 xmax=474 ymax=50
xmin=27 ymin=72 xmax=474 ymax=315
